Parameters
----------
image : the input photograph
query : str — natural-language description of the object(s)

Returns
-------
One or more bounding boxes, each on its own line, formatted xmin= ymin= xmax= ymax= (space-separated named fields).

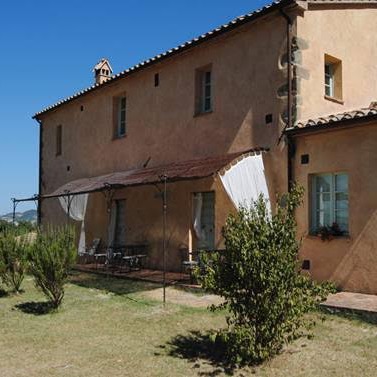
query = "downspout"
xmin=279 ymin=7 xmax=295 ymax=191
xmin=35 ymin=118 xmax=43 ymax=225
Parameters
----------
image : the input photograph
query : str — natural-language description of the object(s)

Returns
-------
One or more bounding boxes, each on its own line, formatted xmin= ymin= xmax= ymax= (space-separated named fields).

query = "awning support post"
xmin=162 ymin=174 xmax=167 ymax=305
xmin=11 ymin=198 xmax=17 ymax=225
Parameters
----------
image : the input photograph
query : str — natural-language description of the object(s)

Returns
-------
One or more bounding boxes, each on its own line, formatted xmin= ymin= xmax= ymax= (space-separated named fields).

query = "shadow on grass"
xmin=69 ymin=271 xmax=159 ymax=296
xmin=163 ymin=330 xmax=237 ymax=376
xmin=320 ymin=306 xmax=377 ymax=325
xmin=0 ymin=288 xmax=9 ymax=298
xmin=14 ymin=301 xmax=55 ymax=315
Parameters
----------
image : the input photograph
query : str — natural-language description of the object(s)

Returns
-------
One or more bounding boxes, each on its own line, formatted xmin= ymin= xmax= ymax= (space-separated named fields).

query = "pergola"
xmin=10 ymin=148 xmax=268 ymax=303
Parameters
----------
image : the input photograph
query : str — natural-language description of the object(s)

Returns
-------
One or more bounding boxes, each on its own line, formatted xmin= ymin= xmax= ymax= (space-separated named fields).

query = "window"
xmin=195 ymin=66 xmax=212 ymax=114
xmin=311 ymin=173 xmax=349 ymax=234
xmin=202 ymin=71 xmax=212 ymax=112
xmin=324 ymin=54 xmax=342 ymax=100
xmin=154 ymin=73 xmax=159 ymax=87
xmin=324 ymin=63 xmax=334 ymax=97
xmin=117 ymin=97 xmax=127 ymax=137
xmin=56 ymin=125 xmax=62 ymax=156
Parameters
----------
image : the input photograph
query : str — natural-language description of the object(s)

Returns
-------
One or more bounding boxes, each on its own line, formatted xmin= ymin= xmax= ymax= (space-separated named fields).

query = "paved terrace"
xmin=322 ymin=292 xmax=377 ymax=315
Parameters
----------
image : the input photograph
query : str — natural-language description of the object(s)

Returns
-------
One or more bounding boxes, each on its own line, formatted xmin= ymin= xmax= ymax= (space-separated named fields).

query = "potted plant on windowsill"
xmin=317 ymin=222 xmax=344 ymax=241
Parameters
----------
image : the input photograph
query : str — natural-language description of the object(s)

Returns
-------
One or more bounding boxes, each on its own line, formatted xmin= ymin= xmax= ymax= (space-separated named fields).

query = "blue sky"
xmin=0 ymin=0 xmax=271 ymax=215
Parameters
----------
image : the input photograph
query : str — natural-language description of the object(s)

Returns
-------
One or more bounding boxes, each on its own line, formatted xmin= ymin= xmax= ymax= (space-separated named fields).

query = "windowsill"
xmin=324 ymin=95 xmax=344 ymax=105
xmin=306 ymin=233 xmax=351 ymax=241
xmin=113 ymin=134 xmax=127 ymax=141
xmin=194 ymin=110 xmax=213 ymax=118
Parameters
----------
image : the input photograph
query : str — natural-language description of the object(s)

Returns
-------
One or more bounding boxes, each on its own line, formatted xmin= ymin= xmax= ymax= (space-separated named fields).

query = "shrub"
xmin=28 ymin=225 xmax=76 ymax=308
xmin=0 ymin=228 xmax=28 ymax=293
xmin=197 ymin=185 xmax=334 ymax=365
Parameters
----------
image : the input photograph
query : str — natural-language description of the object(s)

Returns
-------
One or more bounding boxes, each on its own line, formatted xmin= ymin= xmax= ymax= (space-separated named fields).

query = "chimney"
xmin=93 ymin=58 xmax=113 ymax=84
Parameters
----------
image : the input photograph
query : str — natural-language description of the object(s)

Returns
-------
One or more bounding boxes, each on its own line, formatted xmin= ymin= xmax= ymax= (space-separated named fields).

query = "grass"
xmin=0 ymin=272 xmax=376 ymax=376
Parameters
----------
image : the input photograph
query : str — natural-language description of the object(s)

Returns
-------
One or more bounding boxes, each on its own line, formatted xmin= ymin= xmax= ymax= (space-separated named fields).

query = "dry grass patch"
xmin=0 ymin=273 xmax=376 ymax=377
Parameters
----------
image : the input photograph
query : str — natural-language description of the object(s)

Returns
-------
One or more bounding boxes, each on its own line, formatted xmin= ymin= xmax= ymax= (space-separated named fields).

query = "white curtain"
xmin=59 ymin=193 xmax=89 ymax=254
xmin=193 ymin=193 xmax=205 ymax=240
xmin=219 ymin=154 xmax=270 ymax=210
xmin=107 ymin=202 xmax=117 ymax=248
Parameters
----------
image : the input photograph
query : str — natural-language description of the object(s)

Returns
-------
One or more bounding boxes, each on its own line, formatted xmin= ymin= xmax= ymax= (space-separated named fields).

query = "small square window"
xmin=265 ymin=114 xmax=273 ymax=124
xmin=301 ymin=154 xmax=309 ymax=164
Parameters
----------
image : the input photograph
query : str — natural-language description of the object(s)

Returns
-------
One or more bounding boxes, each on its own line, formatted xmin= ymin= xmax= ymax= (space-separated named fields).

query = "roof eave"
xmin=285 ymin=114 xmax=377 ymax=136
xmin=32 ymin=0 xmax=296 ymax=120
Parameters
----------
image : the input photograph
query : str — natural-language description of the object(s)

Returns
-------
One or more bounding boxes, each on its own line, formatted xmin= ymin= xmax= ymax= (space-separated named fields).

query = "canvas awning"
xmin=42 ymin=148 xmax=268 ymax=199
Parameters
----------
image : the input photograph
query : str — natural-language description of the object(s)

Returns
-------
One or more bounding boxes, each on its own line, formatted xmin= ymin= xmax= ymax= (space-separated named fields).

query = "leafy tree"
xmin=28 ymin=225 xmax=76 ymax=309
xmin=0 ymin=228 xmax=28 ymax=293
xmin=198 ymin=185 xmax=334 ymax=365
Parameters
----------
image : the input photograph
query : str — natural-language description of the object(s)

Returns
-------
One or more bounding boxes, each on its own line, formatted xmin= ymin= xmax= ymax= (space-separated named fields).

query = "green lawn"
xmin=0 ymin=272 xmax=376 ymax=377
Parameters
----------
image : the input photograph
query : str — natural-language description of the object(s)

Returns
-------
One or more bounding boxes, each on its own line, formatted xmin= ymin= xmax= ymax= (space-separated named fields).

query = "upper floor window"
xmin=117 ymin=96 xmax=127 ymax=137
xmin=324 ymin=54 xmax=343 ymax=101
xmin=195 ymin=65 xmax=212 ymax=115
xmin=311 ymin=173 xmax=349 ymax=234
xmin=56 ymin=125 xmax=62 ymax=156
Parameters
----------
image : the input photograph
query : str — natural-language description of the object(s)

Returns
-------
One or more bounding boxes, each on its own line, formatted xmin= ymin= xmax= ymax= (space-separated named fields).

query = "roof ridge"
xmin=33 ymin=0 xmax=291 ymax=118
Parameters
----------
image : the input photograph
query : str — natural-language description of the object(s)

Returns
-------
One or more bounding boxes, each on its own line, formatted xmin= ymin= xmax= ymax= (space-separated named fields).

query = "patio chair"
xmin=79 ymin=238 xmax=101 ymax=264
xmin=181 ymin=248 xmax=199 ymax=284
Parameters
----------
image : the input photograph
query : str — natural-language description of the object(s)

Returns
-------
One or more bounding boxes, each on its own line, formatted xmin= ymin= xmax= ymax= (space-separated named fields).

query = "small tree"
xmin=28 ymin=225 xmax=76 ymax=309
xmin=198 ymin=185 xmax=334 ymax=365
xmin=0 ymin=229 xmax=28 ymax=293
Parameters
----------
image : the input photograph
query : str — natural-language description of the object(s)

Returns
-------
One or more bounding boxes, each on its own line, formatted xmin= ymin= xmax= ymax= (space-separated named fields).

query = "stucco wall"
xmin=38 ymin=11 xmax=291 ymax=202
xmin=293 ymin=121 xmax=377 ymax=294
xmin=296 ymin=4 xmax=377 ymax=121
xmin=42 ymin=176 xmax=237 ymax=272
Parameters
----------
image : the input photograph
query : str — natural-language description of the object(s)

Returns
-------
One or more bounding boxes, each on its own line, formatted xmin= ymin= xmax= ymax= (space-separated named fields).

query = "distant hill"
xmin=0 ymin=209 xmax=37 ymax=224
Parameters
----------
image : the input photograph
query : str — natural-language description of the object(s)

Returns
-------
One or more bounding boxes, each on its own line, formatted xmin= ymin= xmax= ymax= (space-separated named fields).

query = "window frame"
xmin=116 ymin=96 xmax=127 ymax=138
xmin=324 ymin=63 xmax=334 ymax=97
xmin=324 ymin=54 xmax=343 ymax=101
xmin=194 ymin=65 xmax=213 ymax=116
xmin=201 ymin=70 xmax=212 ymax=113
xmin=310 ymin=172 xmax=349 ymax=235
xmin=56 ymin=124 xmax=62 ymax=156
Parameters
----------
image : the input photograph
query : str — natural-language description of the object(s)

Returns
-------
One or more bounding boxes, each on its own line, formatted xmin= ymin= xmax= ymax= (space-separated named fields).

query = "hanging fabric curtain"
xmin=219 ymin=154 xmax=270 ymax=210
xmin=107 ymin=202 xmax=117 ymax=248
xmin=58 ymin=193 xmax=89 ymax=254
xmin=193 ymin=193 xmax=205 ymax=240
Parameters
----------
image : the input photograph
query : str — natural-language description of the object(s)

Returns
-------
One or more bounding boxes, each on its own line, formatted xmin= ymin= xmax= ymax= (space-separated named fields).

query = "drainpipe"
xmin=36 ymin=118 xmax=43 ymax=225
xmin=279 ymin=7 xmax=294 ymax=191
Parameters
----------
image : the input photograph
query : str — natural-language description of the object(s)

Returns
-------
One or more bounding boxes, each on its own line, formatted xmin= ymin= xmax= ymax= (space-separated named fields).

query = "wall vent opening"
xmin=301 ymin=154 xmax=309 ymax=164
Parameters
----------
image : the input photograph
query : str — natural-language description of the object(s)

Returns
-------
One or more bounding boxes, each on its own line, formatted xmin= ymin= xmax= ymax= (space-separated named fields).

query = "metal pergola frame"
xmin=10 ymin=175 xmax=170 ymax=304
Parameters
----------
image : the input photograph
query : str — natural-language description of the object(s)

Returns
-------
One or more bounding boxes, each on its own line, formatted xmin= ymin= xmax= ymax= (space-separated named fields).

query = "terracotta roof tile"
xmin=287 ymin=103 xmax=377 ymax=132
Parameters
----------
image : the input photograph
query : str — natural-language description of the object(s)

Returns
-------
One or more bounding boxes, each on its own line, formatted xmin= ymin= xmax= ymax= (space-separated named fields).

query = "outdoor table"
xmin=122 ymin=254 xmax=147 ymax=271
xmin=182 ymin=260 xmax=199 ymax=284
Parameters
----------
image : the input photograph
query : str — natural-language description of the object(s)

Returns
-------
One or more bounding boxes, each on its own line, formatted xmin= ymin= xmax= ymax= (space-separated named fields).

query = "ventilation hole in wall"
xmin=265 ymin=114 xmax=273 ymax=124
xmin=80 ymin=105 xmax=84 ymax=111
xmin=154 ymin=73 xmax=159 ymax=87
xmin=66 ymin=165 xmax=71 ymax=172
xmin=301 ymin=154 xmax=309 ymax=164
xmin=302 ymin=260 xmax=311 ymax=270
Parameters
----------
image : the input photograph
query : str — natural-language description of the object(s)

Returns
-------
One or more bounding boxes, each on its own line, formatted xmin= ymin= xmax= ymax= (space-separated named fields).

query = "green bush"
xmin=28 ymin=226 xmax=76 ymax=308
xmin=198 ymin=185 xmax=334 ymax=365
xmin=0 ymin=229 xmax=28 ymax=293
